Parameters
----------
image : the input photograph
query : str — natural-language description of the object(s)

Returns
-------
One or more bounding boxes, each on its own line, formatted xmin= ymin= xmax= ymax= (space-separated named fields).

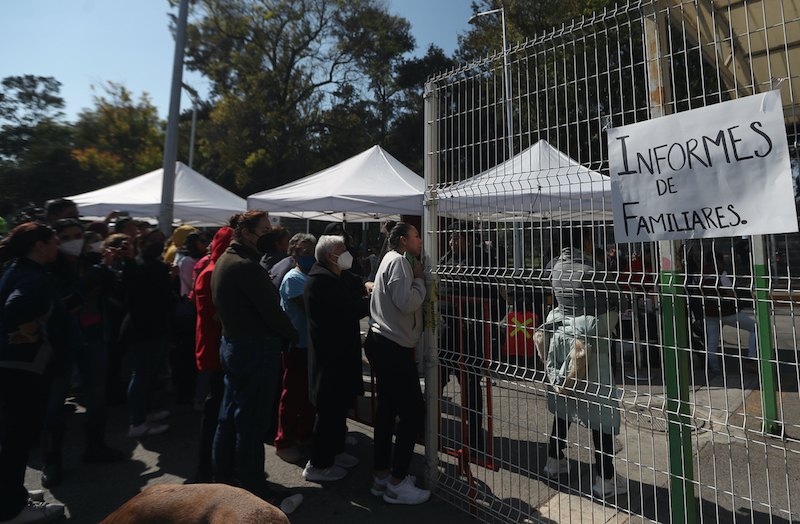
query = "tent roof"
xmin=66 ymin=162 xmax=246 ymax=227
xmin=667 ymin=0 xmax=800 ymax=123
xmin=247 ymin=145 xmax=424 ymax=222
xmin=438 ymin=139 xmax=612 ymax=222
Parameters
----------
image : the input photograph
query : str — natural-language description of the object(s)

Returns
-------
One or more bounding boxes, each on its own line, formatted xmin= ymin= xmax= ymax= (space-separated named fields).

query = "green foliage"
xmin=0 ymin=76 xmax=86 ymax=216
xmin=182 ymin=0 xmax=421 ymax=193
xmin=386 ymin=45 xmax=457 ymax=175
xmin=333 ymin=2 xmax=415 ymax=143
xmin=72 ymin=82 xmax=164 ymax=182
xmin=457 ymin=0 xmax=616 ymax=63
xmin=0 ymin=75 xmax=65 ymax=128
xmin=312 ymin=84 xmax=377 ymax=168
xmin=182 ymin=0 xmax=344 ymax=192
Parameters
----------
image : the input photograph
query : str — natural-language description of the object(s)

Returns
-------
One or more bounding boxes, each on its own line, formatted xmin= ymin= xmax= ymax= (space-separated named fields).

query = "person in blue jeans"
xmin=210 ymin=211 xmax=298 ymax=499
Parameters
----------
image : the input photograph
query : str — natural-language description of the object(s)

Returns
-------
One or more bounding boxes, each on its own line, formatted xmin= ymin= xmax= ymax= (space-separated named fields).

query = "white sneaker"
xmin=127 ymin=421 xmax=169 ymax=438
xmin=0 ymin=499 xmax=65 ymax=524
xmin=592 ymin=474 xmax=628 ymax=497
xmin=543 ymin=457 xmax=569 ymax=478
xmin=334 ymin=452 xmax=358 ymax=468
xmin=146 ymin=410 xmax=170 ymax=422
xmin=383 ymin=476 xmax=430 ymax=505
xmin=302 ymin=461 xmax=347 ymax=482
xmin=26 ymin=491 xmax=45 ymax=502
xmin=371 ymin=474 xmax=416 ymax=497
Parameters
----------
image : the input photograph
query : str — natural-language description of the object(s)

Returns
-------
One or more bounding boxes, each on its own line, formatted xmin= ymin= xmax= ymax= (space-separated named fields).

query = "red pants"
xmin=274 ymin=347 xmax=316 ymax=450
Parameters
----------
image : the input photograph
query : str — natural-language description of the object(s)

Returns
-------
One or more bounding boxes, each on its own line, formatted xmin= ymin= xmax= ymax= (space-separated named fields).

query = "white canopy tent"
xmin=65 ymin=162 xmax=247 ymax=227
xmin=438 ymin=139 xmax=612 ymax=222
xmin=247 ymin=145 xmax=424 ymax=222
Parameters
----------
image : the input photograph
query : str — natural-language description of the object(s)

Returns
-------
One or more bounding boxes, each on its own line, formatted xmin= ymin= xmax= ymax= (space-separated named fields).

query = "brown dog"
xmin=99 ymin=483 xmax=291 ymax=524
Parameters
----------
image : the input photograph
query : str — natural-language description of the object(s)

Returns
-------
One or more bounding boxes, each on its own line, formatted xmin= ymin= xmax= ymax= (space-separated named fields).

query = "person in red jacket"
xmin=192 ymin=226 xmax=234 ymax=483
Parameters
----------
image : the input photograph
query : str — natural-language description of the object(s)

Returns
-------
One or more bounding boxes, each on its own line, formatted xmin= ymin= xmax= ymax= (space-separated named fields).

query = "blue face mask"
xmin=298 ymin=255 xmax=316 ymax=271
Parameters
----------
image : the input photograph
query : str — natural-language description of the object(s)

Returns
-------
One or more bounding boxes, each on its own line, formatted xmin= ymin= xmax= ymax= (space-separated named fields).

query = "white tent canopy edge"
xmin=247 ymin=145 xmax=424 ymax=223
xmin=62 ymin=162 xmax=247 ymax=227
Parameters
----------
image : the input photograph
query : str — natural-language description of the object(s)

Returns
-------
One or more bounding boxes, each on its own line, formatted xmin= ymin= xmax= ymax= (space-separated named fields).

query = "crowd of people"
xmin=0 ymin=200 xmax=432 ymax=524
xmin=0 ymin=198 xmax=762 ymax=523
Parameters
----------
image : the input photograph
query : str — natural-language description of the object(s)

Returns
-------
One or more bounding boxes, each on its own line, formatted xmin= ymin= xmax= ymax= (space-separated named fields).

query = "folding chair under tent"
xmin=246 ymin=145 xmax=424 ymax=222
xmin=63 ymin=162 xmax=247 ymax=227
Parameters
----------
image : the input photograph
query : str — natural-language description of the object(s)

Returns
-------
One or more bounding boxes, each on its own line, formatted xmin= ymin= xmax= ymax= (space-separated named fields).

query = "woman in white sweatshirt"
xmin=365 ymin=223 xmax=429 ymax=505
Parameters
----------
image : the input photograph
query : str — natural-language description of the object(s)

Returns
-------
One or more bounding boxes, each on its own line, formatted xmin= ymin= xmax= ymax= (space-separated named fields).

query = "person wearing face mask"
xmin=211 ymin=210 xmax=298 ymax=500
xmin=258 ymin=226 xmax=290 ymax=274
xmin=265 ymin=229 xmax=299 ymax=287
xmin=274 ymin=234 xmax=317 ymax=464
xmin=120 ymin=228 xmax=176 ymax=438
xmin=301 ymin=235 xmax=371 ymax=482
xmin=40 ymin=219 xmax=125 ymax=488
xmin=0 ymin=223 xmax=69 ymax=524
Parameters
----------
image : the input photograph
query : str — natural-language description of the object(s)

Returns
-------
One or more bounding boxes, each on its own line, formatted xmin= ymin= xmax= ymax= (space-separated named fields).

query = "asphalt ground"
xmin=22 ymin=308 xmax=800 ymax=523
xmin=23 ymin=388 xmax=476 ymax=524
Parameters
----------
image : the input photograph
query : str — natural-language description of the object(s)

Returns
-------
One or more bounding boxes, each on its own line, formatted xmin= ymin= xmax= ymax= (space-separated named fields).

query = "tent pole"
xmin=362 ymin=222 xmax=368 ymax=268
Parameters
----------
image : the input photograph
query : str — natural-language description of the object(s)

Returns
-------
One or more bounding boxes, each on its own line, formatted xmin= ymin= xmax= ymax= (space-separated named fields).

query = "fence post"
xmin=659 ymin=241 xmax=697 ymax=524
xmin=423 ymin=81 xmax=441 ymax=491
xmin=643 ymin=3 xmax=697 ymax=522
xmin=751 ymin=235 xmax=781 ymax=435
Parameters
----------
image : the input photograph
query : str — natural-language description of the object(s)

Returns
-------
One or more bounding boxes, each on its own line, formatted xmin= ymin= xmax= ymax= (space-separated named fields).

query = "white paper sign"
xmin=608 ymin=90 xmax=797 ymax=243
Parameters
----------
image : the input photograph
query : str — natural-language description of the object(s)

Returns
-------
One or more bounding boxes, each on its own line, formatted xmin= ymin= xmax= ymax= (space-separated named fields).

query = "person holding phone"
xmin=365 ymin=223 xmax=430 ymax=505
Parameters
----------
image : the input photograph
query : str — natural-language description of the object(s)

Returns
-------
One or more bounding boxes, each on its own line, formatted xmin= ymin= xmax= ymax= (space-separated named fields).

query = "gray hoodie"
xmin=550 ymin=247 xmax=606 ymax=318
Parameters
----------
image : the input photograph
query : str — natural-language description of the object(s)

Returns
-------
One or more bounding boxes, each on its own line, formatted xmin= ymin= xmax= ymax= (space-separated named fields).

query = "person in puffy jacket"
xmin=539 ymin=226 xmax=626 ymax=499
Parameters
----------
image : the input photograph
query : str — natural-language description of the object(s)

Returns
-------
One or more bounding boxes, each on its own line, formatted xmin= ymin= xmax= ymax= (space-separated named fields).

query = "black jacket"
xmin=0 ymin=258 xmax=70 ymax=376
xmin=212 ymin=241 xmax=297 ymax=343
xmin=304 ymin=262 xmax=369 ymax=406
xmin=120 ymin=255 xmax=174 ymax=343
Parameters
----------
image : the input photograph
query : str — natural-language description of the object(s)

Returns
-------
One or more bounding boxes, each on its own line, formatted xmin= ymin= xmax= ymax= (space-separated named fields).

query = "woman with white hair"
xmin=302 ymin=235 xmax=371 ymax=482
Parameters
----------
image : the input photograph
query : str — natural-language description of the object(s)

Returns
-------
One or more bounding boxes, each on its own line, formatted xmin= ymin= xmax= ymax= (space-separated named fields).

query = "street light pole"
xmin=159 ymin=0 xmax=190 ymax=234
xmin=469 ymin=4 xmax=521 ymax=269
xmin=469 ymin=5 xmax=514 ymax=157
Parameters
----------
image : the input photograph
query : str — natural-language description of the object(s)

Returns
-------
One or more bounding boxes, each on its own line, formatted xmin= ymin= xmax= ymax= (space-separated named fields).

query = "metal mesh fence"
xmin=422 ymin=1 xmax=800 ymax=522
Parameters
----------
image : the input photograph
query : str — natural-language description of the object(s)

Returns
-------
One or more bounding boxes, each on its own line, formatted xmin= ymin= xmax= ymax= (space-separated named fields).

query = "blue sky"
xmin=1 ymin=0 xmax=475 ymax=122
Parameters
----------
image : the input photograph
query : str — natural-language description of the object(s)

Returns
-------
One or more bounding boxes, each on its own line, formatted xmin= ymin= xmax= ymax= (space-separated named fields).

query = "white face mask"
xmin=58 ymin=239 xmax=84 ymax=257
xmin=334 ymin=250 xmax=353 ymax=271
xmin=90 ymin=241 xmax=104 ymax=252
